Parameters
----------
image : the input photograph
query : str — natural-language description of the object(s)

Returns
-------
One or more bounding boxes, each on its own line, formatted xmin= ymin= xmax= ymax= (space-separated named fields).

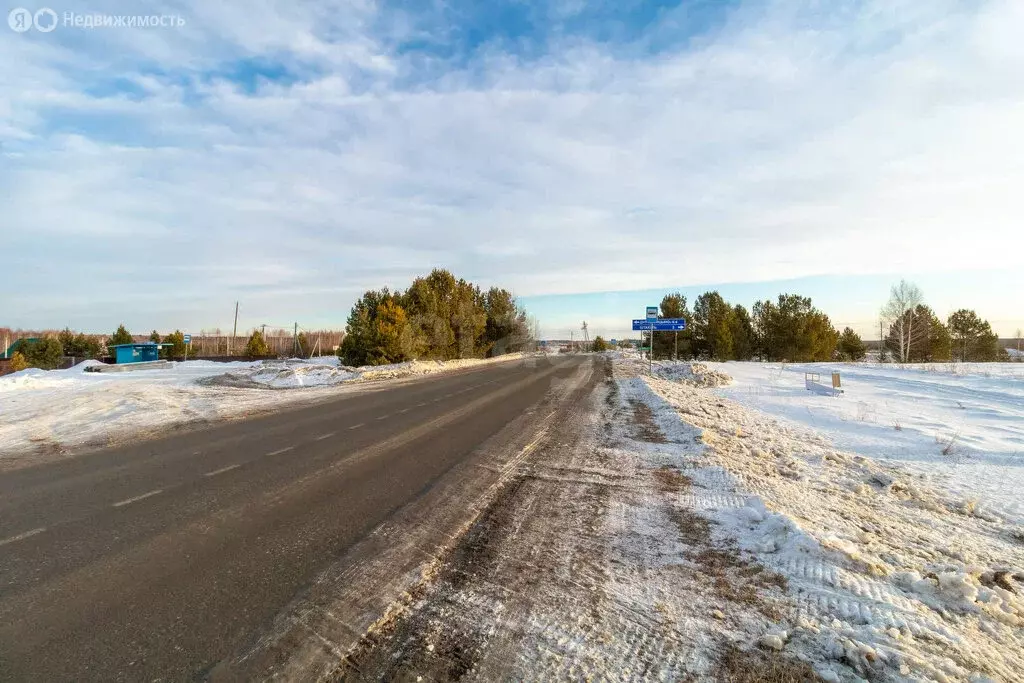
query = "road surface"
xmin=0 ymin=354 xmax=595 ymax=681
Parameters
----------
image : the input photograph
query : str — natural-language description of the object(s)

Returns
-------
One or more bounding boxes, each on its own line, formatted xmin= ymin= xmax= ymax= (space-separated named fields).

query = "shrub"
xmin=246 ymin=330 xmax=270 ymax=358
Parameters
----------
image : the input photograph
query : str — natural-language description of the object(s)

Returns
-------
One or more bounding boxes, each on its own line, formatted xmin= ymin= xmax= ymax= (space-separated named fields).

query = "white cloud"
xmin=2 ymin=0 xmax=1023 ymax=331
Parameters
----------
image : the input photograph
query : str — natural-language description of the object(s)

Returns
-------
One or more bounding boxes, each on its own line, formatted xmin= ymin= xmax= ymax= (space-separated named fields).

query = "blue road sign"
xmin=183 ymin=334 xmax=191 ymax=344
xmin=610 ymin=339 xmax=617 ymax=345
xmin=632 ymin=319 xmax=687 ymax=331
xmin=646 ymin=306 xmax=658 ymax=321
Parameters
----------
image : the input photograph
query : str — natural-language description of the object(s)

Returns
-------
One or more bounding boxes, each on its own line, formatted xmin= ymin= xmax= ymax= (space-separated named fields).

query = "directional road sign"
xmin=631 ymin=319 xmax=687 ymax=331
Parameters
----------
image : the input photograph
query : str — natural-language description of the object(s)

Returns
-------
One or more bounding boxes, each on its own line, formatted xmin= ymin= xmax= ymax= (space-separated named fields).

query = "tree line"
xmin=880 ymin=280 xmax=1007 ymax=362
xmin=644 ymin=291 xmax=847 ymax=362
xmin=338 ymin=269 xmax=532 ymax=366
xmin=639 ymin=281 xmax=1008 ymax=363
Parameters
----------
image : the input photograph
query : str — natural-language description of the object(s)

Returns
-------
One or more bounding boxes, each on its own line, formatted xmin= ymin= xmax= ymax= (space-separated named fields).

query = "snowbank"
xmin=616 ymin=356 xmax=1024 ymax=682
xmin=0 ymin=353 xmax=527 ymax=466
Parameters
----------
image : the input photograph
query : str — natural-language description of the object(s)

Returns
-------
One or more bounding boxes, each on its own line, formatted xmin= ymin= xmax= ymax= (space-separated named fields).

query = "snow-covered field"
xmin=627 ymin=357 xmax=1024 ymax=681
xmin=0 ymin=354 xmax=524 ymax=468
xmin=697 ymin=361 xmax=1024 ymax=525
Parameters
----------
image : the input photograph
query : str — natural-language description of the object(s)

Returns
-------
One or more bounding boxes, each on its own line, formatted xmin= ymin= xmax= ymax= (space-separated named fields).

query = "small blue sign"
xmin=646 ymin=306 xmax=658 ymax=321
xmin=183 ymin=334 xmax=191 ymax=344
xmin=632 ymin=319 xmax=687 ymax=331
xmin=610 ymin=339 xmax=617 ymax=345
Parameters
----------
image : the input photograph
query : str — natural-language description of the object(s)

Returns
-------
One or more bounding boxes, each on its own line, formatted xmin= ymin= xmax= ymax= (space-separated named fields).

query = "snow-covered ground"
xmin=697 ymin=361 xmax=1024 ymax=525
xmin=0 ymin=354 xmax=524 ymax=468
xmin=626 ymin=357 xmax=1024 ymax=681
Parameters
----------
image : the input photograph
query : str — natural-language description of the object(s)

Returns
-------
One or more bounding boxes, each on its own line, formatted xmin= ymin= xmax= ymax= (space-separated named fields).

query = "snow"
xmin=706 ymin=361 xmax=1024 ymax=525
xmin=618 ymin=356 xmax=1024 ymax=682
xmin=0 ymin=354 xmax=525 ymax=466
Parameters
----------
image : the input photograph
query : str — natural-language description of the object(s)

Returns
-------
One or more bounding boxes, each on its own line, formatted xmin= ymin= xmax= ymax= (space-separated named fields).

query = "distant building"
xmin=108 ymin=343 xmax=170 ymax=364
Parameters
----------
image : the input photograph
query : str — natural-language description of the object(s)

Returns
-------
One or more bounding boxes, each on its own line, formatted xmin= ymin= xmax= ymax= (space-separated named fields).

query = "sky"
xmin=2 ymin=0 xmax=1022 ymax=340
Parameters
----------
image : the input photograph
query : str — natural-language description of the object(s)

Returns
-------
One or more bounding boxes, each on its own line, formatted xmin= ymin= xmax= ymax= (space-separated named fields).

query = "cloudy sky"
xmin=2 ymin=0 xmax=1022 ymax=339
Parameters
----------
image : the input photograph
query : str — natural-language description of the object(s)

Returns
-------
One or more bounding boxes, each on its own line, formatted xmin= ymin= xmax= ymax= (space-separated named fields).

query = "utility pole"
xmin=293 ymin=322 xmax=298 ymax=357
xmin=581 ymin=321 xmax=589 ymax=351
xmin=570 ymin=330 xmax=574 ymax=353
xmin=230 ymin=301 xmax=239 ymax=356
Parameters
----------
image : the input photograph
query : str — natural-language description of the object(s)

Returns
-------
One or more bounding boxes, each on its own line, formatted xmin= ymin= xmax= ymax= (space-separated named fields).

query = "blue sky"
xmin=2 ymin=0 xmax=1022 ymax=339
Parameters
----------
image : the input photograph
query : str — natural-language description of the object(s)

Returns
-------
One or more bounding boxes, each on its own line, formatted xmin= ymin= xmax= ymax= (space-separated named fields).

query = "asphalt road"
xmin=0 ymin=354 xmax=591 ymax=681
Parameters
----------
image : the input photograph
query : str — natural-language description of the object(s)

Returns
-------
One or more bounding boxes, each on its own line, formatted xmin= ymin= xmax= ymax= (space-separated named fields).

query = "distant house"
xmin=2 ymin=337 xmax=41 ymax=358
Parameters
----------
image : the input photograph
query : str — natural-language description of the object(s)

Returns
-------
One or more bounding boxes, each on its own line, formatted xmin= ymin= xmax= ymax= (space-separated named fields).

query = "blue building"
xmin=108 ymin=343 xmax=169 ymax=364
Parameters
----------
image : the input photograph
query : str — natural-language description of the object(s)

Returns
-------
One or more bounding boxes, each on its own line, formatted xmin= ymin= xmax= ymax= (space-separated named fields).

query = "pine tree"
xmin=162 ymin=331 xmax=188 ymax=359
xmin=837 ymin=327 xmax=867 ymax=361
xmin=19 ymin=337 xmax=64 ymax=369
xmin=245 ymin=330 xmax=270 ymax=358
xmin=109 ymin=324 xmax=133 ymax=347
xmin=592 ymin=336 xmax=609 ymax=352
xmin=752 ymin=294 xmax=838 ymax=361
xmin=10 ymin=352 xmax=28 ymax=372
xmin=948 ymin=309 xmax=1000 ymax=362
xmin=372 ymin=299 xmax=413 ymax=364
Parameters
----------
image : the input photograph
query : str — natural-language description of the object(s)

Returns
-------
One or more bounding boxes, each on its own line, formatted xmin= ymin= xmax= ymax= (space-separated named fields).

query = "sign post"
xmin=646 ymin=307 xmax=657 ymax=375
xmin=631 ymin=317 xmax=687 ymax=375
xmin=183 ymin=334 xmax=191 ymax=361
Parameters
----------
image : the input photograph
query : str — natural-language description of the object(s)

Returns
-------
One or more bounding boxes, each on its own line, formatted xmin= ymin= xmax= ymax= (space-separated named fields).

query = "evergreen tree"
xmin=19 ymin=337 xmax=64 ymax=369
xmin=653 ymin=293 xmax=691 ymax=359
xmin=109 ymin=324 xmax=133 ymax=347
xmin=58 ymin=328 xmax=101 ymax=358
xmin=692 ymin=291 xmax=735 ymax=360
xmin=10 ymin=351 xmax=28 ymax=372
xmin=837 ymin=327 xmax=867 ymax=361
xmin=483 ymin=287 xmax=530 ymax=356
xmin=245 ymin=330 xmax=270 ymax=358
xmin=163 ymin=330 xmax=189 ymax=359
xmin=948 ymin=309 xmax=1001 ymax=361
xmin=58 ymin=328 xmax=75 ymax=355
xmin=341 ymin=271 xmax=531 ymax=366
xmin=729 ymin=305 xmax=755 ymax=360
xmin=372 ymin=299 xmax=413 ymax=364
xmin=752 ymin=294 xmax=838 ymax=361
xmin=592 ymin=336 xmax=609 ymax=352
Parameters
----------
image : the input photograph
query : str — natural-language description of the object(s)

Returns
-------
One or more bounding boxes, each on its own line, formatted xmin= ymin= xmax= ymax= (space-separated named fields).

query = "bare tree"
xmin=880 ymin=280 xmax=923 ymax=363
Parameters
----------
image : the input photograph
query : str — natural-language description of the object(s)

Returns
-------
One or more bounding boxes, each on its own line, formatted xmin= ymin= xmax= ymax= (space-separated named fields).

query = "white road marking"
xmin=376 ymin=414 xmax=390 ymax=421
xmin=204 ymin=464 xmax=241 ymax=477
xmin=314 ymin=432 xmax=336 ymax=441
xmin=0 ymin=527 xmax=46 ymax=547
xmin=348 ymin=423 xmax=365 ymax=430
xmin=267 ymin=446 xmax=295 ymax=456
xmin=398 ymin=408 xmax=409 ymax=414
xmin=416 ymin=402 xmax=428 ymax=407
xmin=112 ymin=489 xmax=163 ymax=508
